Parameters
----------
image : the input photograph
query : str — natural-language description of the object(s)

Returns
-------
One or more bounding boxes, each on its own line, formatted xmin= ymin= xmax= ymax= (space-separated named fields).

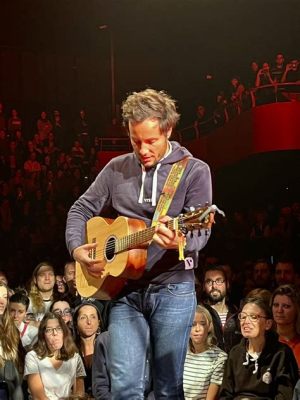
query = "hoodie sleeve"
xmin=182 ymin=159 xmax=213 ymax=252
xmin=92 ymin=332 xmax=112 ymax=400
xmin=273 ymin=345 xmax=298 ymax=400
xmin=218 ymin=353 xmax=236 ymax=399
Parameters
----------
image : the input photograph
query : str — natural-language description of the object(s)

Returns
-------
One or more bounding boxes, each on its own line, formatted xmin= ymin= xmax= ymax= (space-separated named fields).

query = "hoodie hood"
xmin=137 ymin=141 xmax=192 ymax=206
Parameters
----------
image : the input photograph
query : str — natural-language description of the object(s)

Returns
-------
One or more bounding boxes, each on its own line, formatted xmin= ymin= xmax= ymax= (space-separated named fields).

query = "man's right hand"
xmin=72 ymin=243 xmax=105 ymax=278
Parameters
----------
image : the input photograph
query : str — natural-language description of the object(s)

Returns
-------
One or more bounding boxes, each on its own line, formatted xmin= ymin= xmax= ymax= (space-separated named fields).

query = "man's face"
xmin=254 ymin=262 xmax=272 ymax=286
xmin=64 ymin=262 xmax=76 ymax=293
xmin=203 ymin=270 xmax=227 ymax=304
xmin=35 ymin=266 xmax=55 ymax=293
xmin=129 ymin=118 xmax=170 ymax=169
xmin=275 ymin=262 xmax=295 ymax=286
xmin=276 ymin=54 xmax=284 ymax=67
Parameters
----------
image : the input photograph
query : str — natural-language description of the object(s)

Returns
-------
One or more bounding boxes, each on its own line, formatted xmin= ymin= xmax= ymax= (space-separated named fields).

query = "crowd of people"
xmin=0 ymin=86 xmax=300 ymax=398
xmin=192 ymin=52 xmax=300 ymax=137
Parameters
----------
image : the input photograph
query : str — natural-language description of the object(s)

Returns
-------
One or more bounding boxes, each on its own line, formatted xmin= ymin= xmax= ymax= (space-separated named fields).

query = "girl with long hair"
xmin=24 ymin=312 xmax=85 ymax=399
xmin=183 ymin=305 xmax=227 ymax=399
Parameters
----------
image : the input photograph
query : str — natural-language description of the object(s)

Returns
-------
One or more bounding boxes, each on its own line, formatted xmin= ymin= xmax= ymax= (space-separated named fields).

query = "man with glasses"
xmin=202 ymin=265 xmax=241 ymax=353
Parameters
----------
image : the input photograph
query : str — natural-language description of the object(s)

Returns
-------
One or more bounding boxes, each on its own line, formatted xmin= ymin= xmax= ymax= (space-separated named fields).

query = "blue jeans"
xmin=108 ymin=281 xmax=196 ymax=399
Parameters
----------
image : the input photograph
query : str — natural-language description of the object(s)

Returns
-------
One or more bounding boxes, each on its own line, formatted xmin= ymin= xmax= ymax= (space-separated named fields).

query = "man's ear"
xmin=166 ymin=128 xmax=172 ymax=139
xmin=265 ymin=319 xmax=273 ymax=331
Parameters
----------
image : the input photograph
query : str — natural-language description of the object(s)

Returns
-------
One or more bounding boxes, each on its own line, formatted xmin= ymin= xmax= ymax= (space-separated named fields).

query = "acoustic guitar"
xmin=76 ymin=204 xmax=224 ymax=300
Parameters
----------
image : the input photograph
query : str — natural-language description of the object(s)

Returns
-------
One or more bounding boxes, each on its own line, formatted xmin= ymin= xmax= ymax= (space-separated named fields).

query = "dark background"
xmin=1 ymin=0 xmax=299 ymax=131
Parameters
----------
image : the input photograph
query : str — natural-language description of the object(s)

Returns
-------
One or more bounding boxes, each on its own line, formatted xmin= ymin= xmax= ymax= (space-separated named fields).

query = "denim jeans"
xmin=108 ymin=281 xmax=196 ymax=399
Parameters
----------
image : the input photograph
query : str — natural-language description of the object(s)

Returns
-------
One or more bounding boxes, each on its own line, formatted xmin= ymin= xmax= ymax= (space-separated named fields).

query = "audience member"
xmin=271 ymin=53 xmax=286 ymax=83
xmin=0 ymin=281 xmax=8 ymax=315
xmin=8 ymin=109 xmax=22 ymax=134
xmin=24 ymin=312 xmax=86 ymax=399
xmin=27 ymin=262 xmax=56 ymax=323
xmin=183 ymin=305 xmax=227 ymax=399
xmin=73 ymin=301 xmax=101 ymax=396
xmin=274 ymin=259 xmax=297 ymax=287
xmin=50 ymin=298 xmax=73 ymax=333
xmin=202 ymin=265 xmax=241 ymax=353
xmin=9 ymin=291 xmax=38 ymax=351
xmin=271 ymin=284 xmax=300 ymax=371
xmin=253 ymin=259 xmax=274 ymax=291
xmin=220 ymin=296 xmax=298 ymax=399
xmin=0 ymin=306 xmax=24 ymax=400
xmin=37 ymin=111 xmax=53 ymax=143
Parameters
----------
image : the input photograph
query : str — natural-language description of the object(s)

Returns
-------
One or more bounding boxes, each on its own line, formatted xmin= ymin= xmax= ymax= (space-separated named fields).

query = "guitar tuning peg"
xmin=189 ymin=206 xmax=195 ymax=212
xmin=198 ymin=229 xmax=201 ymax=237
xmin=190 ymin=231 xmax=194 ymax=238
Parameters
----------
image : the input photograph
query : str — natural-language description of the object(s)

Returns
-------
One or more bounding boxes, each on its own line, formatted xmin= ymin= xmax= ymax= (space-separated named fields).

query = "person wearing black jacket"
xmin=219 ymin=296 xmax=298 ymax=399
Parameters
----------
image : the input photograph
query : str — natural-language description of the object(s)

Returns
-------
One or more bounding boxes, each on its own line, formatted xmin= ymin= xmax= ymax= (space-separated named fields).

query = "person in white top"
xmin=9 ymin=291 xmax=38 ymax=351
xmin=24 ymin=311 xmax=86 ymax=400
xmin=184 ymin=305 xmax=227 ymax=400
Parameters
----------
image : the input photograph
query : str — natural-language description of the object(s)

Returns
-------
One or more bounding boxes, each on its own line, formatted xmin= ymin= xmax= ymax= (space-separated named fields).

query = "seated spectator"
xmin=9 ymin=291 xmax=38 ymax=351
xmin=202 ymin=265 xmax=241 ymax=353
xmin=8 ymin=109 xmax=22 ymax=134
xmin=183 ymin=305 xmax=227 ymax=399
xmin=248 ymin=61 xmax=260 ymax=88
xmin=27 ymin=262 xmax=56 ymax=323
xmin=228 ymin=76 xmax=246 ymax=116
xmin=274 ymin=259 xmax=296 ymax=287
xmin=73 ymin=302 xmax=101 ymax=396
xmin=193 ymin=105 xmax=216 ymax=137
xmin=219 ymin=296 xmax=298 ymax=399
xmin=271 ymin=53 xmax=286 ymax=83
xmin=55 ymin=274 xmax=68 ymax=295
xmin=23 ymin=152 xmax=41 ymax=176
xmin=50 ymin=298 xmax=73 ymax=333
xmin=253 ymin=259 xmax=274 ymax=291
xmin=213 ymin=91 xmax=229 ymax=127
xmin=37 ymin=111 xmax=53 ymax=143
xmin=0 ymin=281 xmax=8 ymax=315
xmin=0 ymin=305 xmax=24 ymax=400
xmin=254 ymin=62 xmax=277 ymax=105
xmin=70 ymin=140 xmax=85 ymax=166
xmin=271 ymin=284 xmax=300 ymax=371
xmin=24 ymin=312 xmax=86 ymax=399
xmin=281 ymin=60 xmax=300 ymax=83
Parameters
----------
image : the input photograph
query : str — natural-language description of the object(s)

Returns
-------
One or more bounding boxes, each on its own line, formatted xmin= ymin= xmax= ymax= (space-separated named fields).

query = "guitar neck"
xmin=116 ymin=219 xmax=176 ymax=253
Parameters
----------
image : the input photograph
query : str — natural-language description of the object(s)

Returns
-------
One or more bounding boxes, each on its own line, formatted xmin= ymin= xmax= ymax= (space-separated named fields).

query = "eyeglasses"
xmin=204 ymin=278 xmax=225 ymax=286
xmin=53 ymin=308 xmax=72 ymax=317
xmin=45 ymin=326 xmax=63 ymax=335
xmin=238 ymin=312 xmax=267 ymax=323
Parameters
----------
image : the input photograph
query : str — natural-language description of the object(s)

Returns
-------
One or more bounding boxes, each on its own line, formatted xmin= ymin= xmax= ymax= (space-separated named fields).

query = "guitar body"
xmin=76 ymin=216 xmax=148 ymax=300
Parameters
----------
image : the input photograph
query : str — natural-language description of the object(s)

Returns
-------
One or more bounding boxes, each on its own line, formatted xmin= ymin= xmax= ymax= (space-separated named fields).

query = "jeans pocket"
xmin=167 ymin=281 xmax=195 ymax=297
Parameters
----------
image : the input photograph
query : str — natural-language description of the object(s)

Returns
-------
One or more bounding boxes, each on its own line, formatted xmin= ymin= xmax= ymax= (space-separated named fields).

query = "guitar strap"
xmin=151 ymin=157 xmax=190 ymax=260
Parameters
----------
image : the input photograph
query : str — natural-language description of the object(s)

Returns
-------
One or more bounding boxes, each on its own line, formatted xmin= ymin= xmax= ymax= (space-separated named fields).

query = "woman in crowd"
xmin=73 ymin=302 xmax=101 ymax=397
xmin=0 ymin=301 xmax=24 ymax=399
xmin=9 ymin=291 xmax=38 ymax=351
xmin=183 ymin=304 xmax=227 ymax=399
xmin=50 ymin=297 xmax=73 ymax=333
xmin=271 ymin=284 xmax=300 ymax=370
xmin=26 ymin=262 xmax=56 ymax=323
xmin=24 ymin=311 xmax=85 ymax=399
xmin=219 ymin=296 xmax=298 ymax=399
xmin=0 ymin=281 xmax=9 ymax=315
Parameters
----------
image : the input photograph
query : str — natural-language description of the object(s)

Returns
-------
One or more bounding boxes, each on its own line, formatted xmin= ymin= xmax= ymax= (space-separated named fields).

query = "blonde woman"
xmin=27 ymin=262 xmax=56 ymax=323
xmin=183 ymin=305 xmax=227 ymax=400
xmin=0 ymin=293 xmax=24 ymax=400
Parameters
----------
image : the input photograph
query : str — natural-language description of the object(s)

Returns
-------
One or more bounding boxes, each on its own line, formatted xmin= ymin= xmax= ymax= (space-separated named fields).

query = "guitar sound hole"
xmin=105 ymin=237 xmax=116 ymax=261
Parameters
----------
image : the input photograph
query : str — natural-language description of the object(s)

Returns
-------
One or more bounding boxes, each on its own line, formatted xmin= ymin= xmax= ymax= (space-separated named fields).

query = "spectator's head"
xmin=189 ymin=305 xmax=217 ymax=353
xmin=262 ymin=62 xmax=270 ymax=73
xmin=0 ymin=270 xmax=8 ymax=286
xmin=250 ymin=61 xmax=259 ymax=73
xmin=196 ymin=105 xmax=206 ymax=119
xmin=253 ymin=259 xmax=273 ymax=288
xmin=238 ymin=297 xmax=273 ymax=341
xmin=275 ymin=260 xmax=296 ymax=286
xmin=35 ymin=312 xmax=76 ymax=359
xmin=40 ymin=111 xmax=47 ymax=120
xmin=271 ymin=284 xmax=300 ymax=335
xmin=73 ymin=302 xmax=101 ymax=342
xmin=9 ymin=291 xmax=29 ymax=327
xmin=230 ymin=76 xmax=240 ymax=87
xmin=275 ymin=53 xmax=285 ymax=67
xmin=31 ymin=262 xmax=55 ymax=296
xmin=0 ymin=282 xmax=8 ymax=315
xmin=203 ymin=265 xmax=228 ymax=305
xmin=55 ymin=274 xmax=67 ymax=294
xmin=63 ymin=261 xmax=76 ymax=295
xmin=50 ymin=298 xmax=73 ymax=326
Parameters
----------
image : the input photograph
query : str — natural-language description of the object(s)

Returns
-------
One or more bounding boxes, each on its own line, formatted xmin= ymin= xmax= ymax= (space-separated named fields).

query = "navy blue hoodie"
xmin=65 ymin=141 xmax=212 ymax=287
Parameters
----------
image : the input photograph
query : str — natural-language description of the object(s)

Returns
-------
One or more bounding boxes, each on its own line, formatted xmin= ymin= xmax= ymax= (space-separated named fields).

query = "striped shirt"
xmin=183 ymin=346 xmax=227 ymax=399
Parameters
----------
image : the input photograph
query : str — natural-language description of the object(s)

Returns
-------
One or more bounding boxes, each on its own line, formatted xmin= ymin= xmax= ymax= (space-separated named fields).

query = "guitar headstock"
xmin=178 ymin=204 xmax=225 ymax=233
